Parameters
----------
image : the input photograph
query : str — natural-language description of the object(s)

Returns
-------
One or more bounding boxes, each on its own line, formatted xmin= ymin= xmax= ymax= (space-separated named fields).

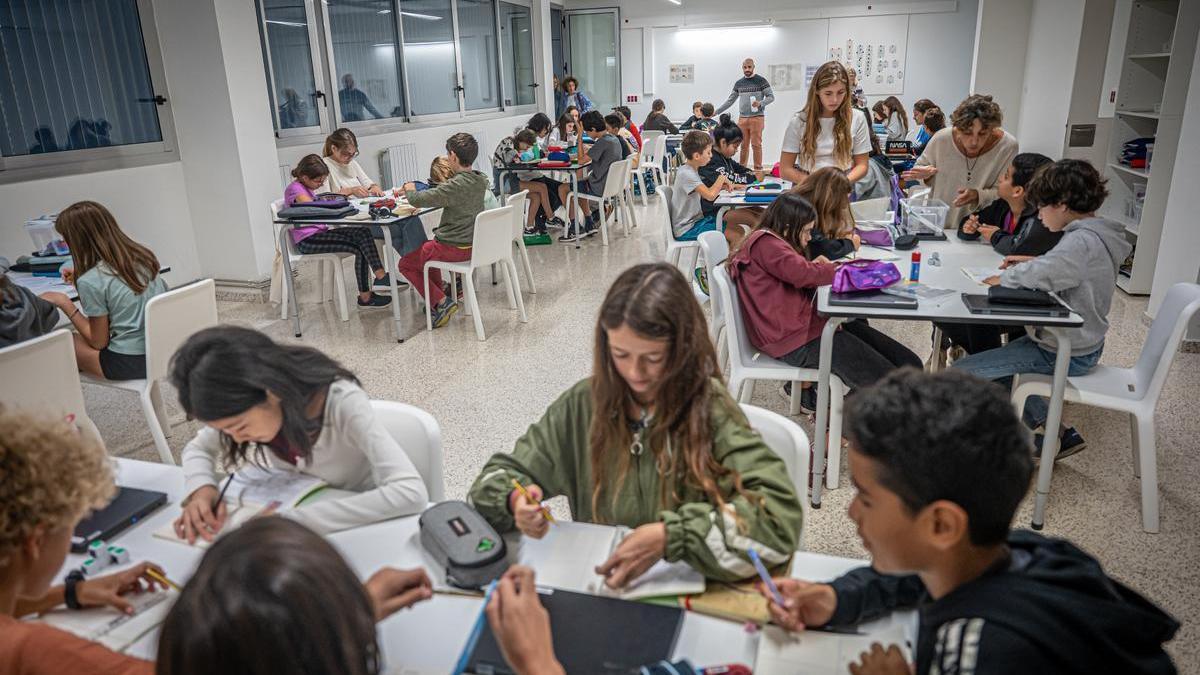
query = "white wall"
xmin=970 ymin=0 xmax=1032 ymax=137
xmin=1014 ymin=0 xmax=1085 ymax=157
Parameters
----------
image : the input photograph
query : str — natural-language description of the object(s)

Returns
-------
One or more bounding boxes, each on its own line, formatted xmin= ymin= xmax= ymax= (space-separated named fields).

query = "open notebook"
xmin=39 ymin=589 xmax=177 ymax=653
xmin=152 ymin=466 xmax=326 ymax=549
xmin=517 ymin=522 xmax=705 ymax=601
xmin=756 ymin=624 xmax=911 ymax=674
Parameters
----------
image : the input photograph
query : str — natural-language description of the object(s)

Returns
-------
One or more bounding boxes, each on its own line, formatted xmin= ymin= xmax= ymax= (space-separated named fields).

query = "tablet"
xmin=962 ymin=293 xmax=1071 ymax=317
xmin=71 ymin=487 xmax=167 ymax=553
xmin=828 ymin=290 xmax=919 ymax=310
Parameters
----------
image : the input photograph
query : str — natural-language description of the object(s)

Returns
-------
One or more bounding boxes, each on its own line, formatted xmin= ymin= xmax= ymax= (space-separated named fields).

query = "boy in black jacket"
xmin=957 ymin=152 xmax=1061 ymax=256
xmin=761 ymin=369 xmax=1179 ymax=675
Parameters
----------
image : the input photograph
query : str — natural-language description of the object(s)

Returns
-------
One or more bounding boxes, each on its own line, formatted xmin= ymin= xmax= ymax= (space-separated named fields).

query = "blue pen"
xmin=452 ymin=580 xmax=499 ymax=675
xmin=747 ymin=549 xmax=785 ymax=607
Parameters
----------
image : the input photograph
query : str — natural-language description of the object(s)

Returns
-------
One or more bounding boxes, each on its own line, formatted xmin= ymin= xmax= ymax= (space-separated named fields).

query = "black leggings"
xmin=779 ymin=319 xmax=923 ymax=390
xmin=296 ymin=227 xmax=382 ymax=293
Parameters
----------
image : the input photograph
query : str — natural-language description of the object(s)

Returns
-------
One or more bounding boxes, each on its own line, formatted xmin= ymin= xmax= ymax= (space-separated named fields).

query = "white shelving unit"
xmin=1101 ymin=0 xmax=1199 ymax=295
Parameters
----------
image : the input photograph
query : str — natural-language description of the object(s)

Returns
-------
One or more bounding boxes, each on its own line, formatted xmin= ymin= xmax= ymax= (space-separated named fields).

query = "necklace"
xmin=628 ymin=407 xmax=651 ymax=456
xmin=965 ymin=155 xmax=980 ymax=183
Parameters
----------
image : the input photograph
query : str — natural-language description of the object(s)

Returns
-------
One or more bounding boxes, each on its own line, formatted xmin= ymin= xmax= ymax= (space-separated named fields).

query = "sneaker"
xmin=558 ymin=223 xmax=582 ymax=241
xmin=441 ymin=283 xmax=464 ymax=303
xmin=694 ymin=267 xmax=709 ymax=296
xmin=547 ymin=216 xmax=566 ymax=229
xmin=430 ymin=298 xmax=459 ymax=328
xmin=947 ymin=345 xmax=967 ymax=364
xmin=1031 ymin=426 xmax=1087 ymax=462
xmin=777 ymin=382 xmax=817 ymax=414
xmin=372 ymin=273 xmax=407 ymax=293
xmin=357 ymin=293 xmax=392 ymax=309
xmin=523 ymin=224 xmax=540 ymax=236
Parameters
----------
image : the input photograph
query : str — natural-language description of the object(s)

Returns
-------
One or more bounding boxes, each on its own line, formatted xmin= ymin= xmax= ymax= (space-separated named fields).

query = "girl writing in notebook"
xmin=779 ymin=61 xmax=871 ymax=186
xmin=170 ymin=326 xmax=427 ymax=543
xmin=468 ymin=263 xmax=803 ymax=588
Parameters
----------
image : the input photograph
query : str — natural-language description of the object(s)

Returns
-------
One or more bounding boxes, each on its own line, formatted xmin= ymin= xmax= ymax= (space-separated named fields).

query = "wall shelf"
xmin=1109 ymin=162 xmax=1150 ymax=179
xmin=1128 ymin=51 xmax=1172 ymax=58
xmin=1115 ymin=109 xmax=1161 ymax=119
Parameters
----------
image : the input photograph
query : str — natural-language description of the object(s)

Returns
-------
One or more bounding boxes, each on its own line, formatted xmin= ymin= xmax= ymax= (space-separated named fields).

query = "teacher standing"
xmin=715 ymin=58 xmax=775 ymax=172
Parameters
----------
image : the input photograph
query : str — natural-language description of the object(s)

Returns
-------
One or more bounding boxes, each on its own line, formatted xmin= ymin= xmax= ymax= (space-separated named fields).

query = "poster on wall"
xmin=669 ymin=64 xmax=695 ymax=84
xmin=826 ymin=15 xmax=909 ymax=96
xmin=767 ymin=63 xmax=806 ymax=92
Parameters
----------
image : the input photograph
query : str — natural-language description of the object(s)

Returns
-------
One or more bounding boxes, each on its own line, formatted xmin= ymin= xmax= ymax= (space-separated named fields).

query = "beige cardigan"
xmin=913 ymin=128 xmax=1018 ymax=228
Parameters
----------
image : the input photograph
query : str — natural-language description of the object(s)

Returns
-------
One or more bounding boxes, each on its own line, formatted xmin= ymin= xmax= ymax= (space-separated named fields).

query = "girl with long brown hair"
xmin=469 ymin=263 xmax=803 ymax=587
xmin=882 ymin=96 xmax=909 ymax=142
xmin=779 ymin=61 xmax=871 ymax=186
xmin=38 ymin=201 xmax=167 ymax=380
xmin=793 ymin=166 xmax=860 ymax=259
xmin=320 ymin=128 xmax=384 ymax=199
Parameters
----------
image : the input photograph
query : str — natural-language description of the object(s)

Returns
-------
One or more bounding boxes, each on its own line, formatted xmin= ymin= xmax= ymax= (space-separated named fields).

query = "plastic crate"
xmin=900 ymin=196 xmax=950 ymax=234
xmin=26 ymin=215 xmax=68 ymax=256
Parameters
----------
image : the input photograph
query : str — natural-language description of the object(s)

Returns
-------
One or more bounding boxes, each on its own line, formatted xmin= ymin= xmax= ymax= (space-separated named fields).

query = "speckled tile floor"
xmin=88 ymin=199 xmax=1200 ymax=670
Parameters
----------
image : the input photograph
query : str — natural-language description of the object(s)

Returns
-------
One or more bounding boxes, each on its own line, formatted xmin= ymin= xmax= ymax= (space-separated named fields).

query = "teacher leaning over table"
xmin=902 ymin=94 xmax=1019 ymax=228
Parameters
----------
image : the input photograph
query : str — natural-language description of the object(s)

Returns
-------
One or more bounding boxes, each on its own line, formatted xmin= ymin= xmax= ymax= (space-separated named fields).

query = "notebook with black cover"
xmin=464 ymin=586 xmax=684 ymax=674
xmin=961 ymin=293 xmax=1071 ymax=317
xmin=71 ymin=487 xmax=167 ymax=553
xmin=828 ymin=290 xmax=919 ymax=310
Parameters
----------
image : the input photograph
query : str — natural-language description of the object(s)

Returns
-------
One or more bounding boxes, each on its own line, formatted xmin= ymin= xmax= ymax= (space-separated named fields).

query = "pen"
xmin=511 ymin=479 xmax=555 ymax=524
xmin=747 ymin=549 xmax=785 ymax=606
xmin=212 ymin=472 xmax=236 ymax=513
xmin=145 ymin=568 xmax=182 ymax=592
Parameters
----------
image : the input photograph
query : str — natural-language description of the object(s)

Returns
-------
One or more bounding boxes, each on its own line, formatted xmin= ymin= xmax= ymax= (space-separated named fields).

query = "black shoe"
xmin=1032 ymin=427 xmax=1087 ymax=462
xmin=557 ymin=224 xmax=582 ymax=241
xmin=357 ymin=293 xmax=392 ymax=309
xmin=547 ymin=216 xmax=566 ymax=229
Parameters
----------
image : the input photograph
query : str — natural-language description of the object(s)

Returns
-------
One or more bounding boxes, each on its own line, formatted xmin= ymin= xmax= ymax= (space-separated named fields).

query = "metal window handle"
xmin=137 ymin=95 xmax=168 ymax=105
xmin=454 ymin=85 xmax=465 ymax=92
xmin=528 ymin=83 xmax=539 ymax=88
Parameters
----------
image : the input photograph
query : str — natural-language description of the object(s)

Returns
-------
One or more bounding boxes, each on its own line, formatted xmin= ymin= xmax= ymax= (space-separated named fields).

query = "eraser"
xmin=107 ymin=545 xmax=130 ymax=564
xmin=80 ymin=555 xmax=110 ymax=575
xmin=87 ymin=539 xmax=106 ymax=558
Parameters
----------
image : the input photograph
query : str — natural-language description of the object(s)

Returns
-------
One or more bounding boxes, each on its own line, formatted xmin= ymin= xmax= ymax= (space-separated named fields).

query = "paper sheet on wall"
xmin=826 ymin=15 xmax=910 ymax=95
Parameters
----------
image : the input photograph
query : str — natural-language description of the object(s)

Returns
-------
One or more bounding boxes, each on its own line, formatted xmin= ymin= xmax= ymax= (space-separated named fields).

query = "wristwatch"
xmin=64 ymin=569 xmax=86 ymax=610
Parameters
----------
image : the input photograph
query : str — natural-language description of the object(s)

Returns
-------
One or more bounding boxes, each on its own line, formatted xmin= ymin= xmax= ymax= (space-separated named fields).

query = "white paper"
xmin=961 ymin=266 xmax=1001 ymax=285
xmin=39 ymin=589 xmax=176 ymax=653
xmin=152 ymin=501 xmax=267 ymax=549
xmin=224 ymin=465 xmax=327 ymax=509
xmin=849 ymin=246 xmax=900 ymax=262
xmin=756 ymin=624 xmax=910 ymax=674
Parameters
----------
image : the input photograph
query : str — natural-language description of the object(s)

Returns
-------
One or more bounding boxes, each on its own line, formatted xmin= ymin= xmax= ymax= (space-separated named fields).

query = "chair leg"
xmin=508 ymin=260 xmax=528 ymax=323
xmin=318 ymin=260 xmax=330 ymax=302
xmin=500 ymin=259 xmax=518 ymax=309
xmin=280 ymin=267 xmax=291 ymax=320
xmin=1129 ymin=412 xmax=1141 ymax=478
xmin=928 ymin=325 xmax=946 ymax=372
xmin=716 ymin=330 xmax=728 ymax=375
xmin=788 ymin=381 xmax=803 ymax=416
xmin=827 ymin=378 xmax=846 ymax=490
xmin=423 ymin=266 xmax=434 ymax=332
xmin=140 ymin=387 xmax=175 ymax=465
xmin=331 ymin=259 xmax=349 ymax=322
xmin=738 ymin=379 xmax=754 ymax=404
xmin=517 ymin=240 xmax=536 ymax=294
xmin=599 ymin=200 xmax=611 ymax=246
xmin=1135 ymin=415 xmax=1159 ymax=532
xmin=463 ymin=270 xmax=486 ymax=341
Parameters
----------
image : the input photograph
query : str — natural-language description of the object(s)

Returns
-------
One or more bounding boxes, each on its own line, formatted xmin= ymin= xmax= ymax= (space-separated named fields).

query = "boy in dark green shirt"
xmin=398 ymin=133 xmax=490 ymax=327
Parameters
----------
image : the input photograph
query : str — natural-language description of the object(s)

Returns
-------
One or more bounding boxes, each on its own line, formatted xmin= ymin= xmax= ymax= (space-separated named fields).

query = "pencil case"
xmin=419 ymin=501 xmax=509 ymax=589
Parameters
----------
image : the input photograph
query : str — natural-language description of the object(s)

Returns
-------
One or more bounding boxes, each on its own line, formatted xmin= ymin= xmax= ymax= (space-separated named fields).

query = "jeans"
xmin=952 ymin=336 xmax=1103 ymax=428
xmin=779 ymin=319 xmax=923 ymax=390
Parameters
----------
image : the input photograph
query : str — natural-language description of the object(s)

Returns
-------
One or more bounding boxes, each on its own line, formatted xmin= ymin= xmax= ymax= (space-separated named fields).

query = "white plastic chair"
xmin=369 ymin=400 xmax=446 ymax=501
xmin=632 ymin=129 xmax=665 ymax=205
xmin=423 ymin=205 xmax=527 ymax=341
xmin=271 ymin=199 xmax=351 ymax=322
xmin=505 ymin=191 xmax=537 ymax=294
xmin=0 ymin=329 xmax=102 ymax=445
xmin=618 ymin=158 xmax=639 ymax=230
xmin=659 ymin=185 xmax=700 ymax=271
xmin=850 ymin=196 xmax=892 ymax=222
xmin=81 ymin=279 xmax=219 ymax=465
xmin=698 ymin=231 xmax=730 ymax=370
xmin=711 ymin=265 xmax=848 ymax=490
xmin=1011 ymin=282 xmax=1200 ymax=533
xmin=741 ymin=403 xmax=811 ymax=547
xmin=576 ymin=158 xmax=634 ymax=246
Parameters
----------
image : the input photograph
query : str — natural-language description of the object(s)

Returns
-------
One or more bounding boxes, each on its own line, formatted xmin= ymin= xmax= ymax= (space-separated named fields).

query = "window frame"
xmin=0 ymin=0 xmax=180 ymax=182
xmin=258 ymin=0 xmax=332 ymax=139
xmin=496 ymin=0 xmax=538 ymax=109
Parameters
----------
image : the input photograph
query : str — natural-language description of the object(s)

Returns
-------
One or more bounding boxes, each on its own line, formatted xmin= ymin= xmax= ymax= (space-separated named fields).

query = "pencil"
xmin=211 ymin=472 xmax=236 ymax=512
xmin=146 ymin=568 xmax=182 ymax=592
xmin=511 ymin=479 xmax=555 ymax=524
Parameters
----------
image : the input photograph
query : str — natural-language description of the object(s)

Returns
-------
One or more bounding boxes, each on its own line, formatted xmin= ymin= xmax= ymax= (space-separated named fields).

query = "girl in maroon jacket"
xmin=727 ymin=193 xmax=921 ymax=412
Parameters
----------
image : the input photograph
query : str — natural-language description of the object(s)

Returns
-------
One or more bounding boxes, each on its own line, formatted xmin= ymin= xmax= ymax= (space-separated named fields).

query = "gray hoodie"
xmin=0 ymin=278 xmax=60 ymax=348
xmin=1000 ymin=216 xmax=1131 ymax=355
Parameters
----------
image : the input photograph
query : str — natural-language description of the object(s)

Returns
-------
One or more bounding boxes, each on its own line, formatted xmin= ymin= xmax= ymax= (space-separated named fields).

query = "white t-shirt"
xmin=670 ymin=164 xmax=705 ymax=238
xmin=781 ymin=110 xmax=871 ymax=172
xmin=320 ymin=157 xmax=376 ymax=193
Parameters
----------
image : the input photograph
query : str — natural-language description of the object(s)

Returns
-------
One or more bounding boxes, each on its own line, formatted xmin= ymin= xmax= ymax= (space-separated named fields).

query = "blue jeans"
xmin=952 ymin=336 xmax=1103 ymax=429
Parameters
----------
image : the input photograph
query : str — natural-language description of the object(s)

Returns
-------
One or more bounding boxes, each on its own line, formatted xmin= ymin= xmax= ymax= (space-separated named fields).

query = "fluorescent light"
xmin=401 ymin=11 xmax=442 ymax=20
xmin=666 ymin=0 xmax=681 ymax=4
xmin=265 ymin=19 xmax=307 ymax=27
xmin=678 ymin=19 xmax=773 ymax=31
xmin=378 ymin=8 xmax=392 ymax=13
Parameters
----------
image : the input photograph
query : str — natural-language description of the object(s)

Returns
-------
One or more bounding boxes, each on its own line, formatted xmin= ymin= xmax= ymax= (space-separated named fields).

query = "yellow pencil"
xmin=511 ymin=479 xmax=556 ymax=524
xmin=146 ymin=568 xmax=182 ymax=592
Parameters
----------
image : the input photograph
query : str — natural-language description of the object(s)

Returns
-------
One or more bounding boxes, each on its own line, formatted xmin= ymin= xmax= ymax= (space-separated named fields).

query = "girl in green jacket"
xmin=469 ymin=263 xmax=804 ymax=589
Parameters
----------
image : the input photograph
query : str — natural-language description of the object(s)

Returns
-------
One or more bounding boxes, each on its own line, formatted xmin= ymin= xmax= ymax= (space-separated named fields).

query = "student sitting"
xmin=915 ymin=106 xmax=946 ymax=157
xmin=36 ymin=201 xmax=166 ymax=381
xmin=557 ymin=111 xmax=618 ymax=240
xmin=760 ymin=369 xmax=1179 ymax=675
xmin=613 ymin=105 xmax=643 ymax=150
xmin=398 ymin=133 xmax=490 ymax=326
xmin=0 ymin=258 xmax=59 ymax=348
xmin=694 ymin=102 xmax=719 ymax=132
xmin=286 ymin=155 xmax=392 ymax=309
xmin=700 ymin=115 xmax=763 ymax=239
xmin=871 ymin=100 xmax=889 ymax=126
xmin=548 ymin=112 xmax=577 ymax=147
xmin=882 ymin=96 xmax=909 ymax=142
xmin=793 ymin=167 xmax=861 ymax=260
xmin=171 ymin=326 xmax=429 ymax=542
xmin=679 ymin=100 xmax=705 ymax=130
xmin=468 ymin=263 xmax=803 ymax=586
xmin=959 ymin=152 xmax=1059 ymax=256
xmin=492 ymin=129 xmax=552 ymax=234
xmin=605 ymin=113 xmax=637 ymax=166
xmin=519 ymin=113 xmax=566 ymax=230
xmin=906 ymin=98 xmax=938 ymax=145
xmin=728 ymin=193 xmax=921 ymax=412
xmin=320 ymin=128 xmax=385 ymax=198
xmin=780 ymin=61 xmax=871 ymax=186
xmin=0 ymin=407 xmax=167 ymax=674
xmin=853 ymin=117 xmax=898 ymax=200
xmin=642 ymin=99 xmax=679 ymax=134
xmin=671 ymin=131 xmax=745 ymax=294
xmin=954 ymin=159 xmax=1130 ymax=458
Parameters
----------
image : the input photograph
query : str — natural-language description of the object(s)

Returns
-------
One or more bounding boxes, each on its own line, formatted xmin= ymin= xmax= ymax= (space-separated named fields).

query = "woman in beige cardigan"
xmin=902 ymin=94 xmax=1018 ymax=228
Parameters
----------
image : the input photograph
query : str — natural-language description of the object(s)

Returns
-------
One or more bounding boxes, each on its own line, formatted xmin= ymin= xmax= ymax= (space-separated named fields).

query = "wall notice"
xmin=767 ymin=63 xmax=806 ymax=92
xmin=668 ymin=64 xmax=694 ymax=84
xmin=826 ymin=15 xmax=909 ymax=95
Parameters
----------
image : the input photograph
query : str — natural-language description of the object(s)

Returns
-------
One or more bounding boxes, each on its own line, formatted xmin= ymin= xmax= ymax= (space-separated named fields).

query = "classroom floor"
xmin=89 ymin=197 xmax=1200 ymax=670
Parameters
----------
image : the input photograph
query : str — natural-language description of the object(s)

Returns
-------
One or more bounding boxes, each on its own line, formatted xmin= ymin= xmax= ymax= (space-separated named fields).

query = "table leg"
xmin=279 ymin=226 xmax=302 ymax=338
xmin=571 ymin=172 xmax=583 ymax=249
xmin=380 ymin=225 xmax=406 ymax=343
xmin=1031 ymin=329 xmax=1072 ymax=529
xmin=811 ymin=316 xmax=845 ymax=508
xmin=716 ymin=206 xmax=729 ymax=232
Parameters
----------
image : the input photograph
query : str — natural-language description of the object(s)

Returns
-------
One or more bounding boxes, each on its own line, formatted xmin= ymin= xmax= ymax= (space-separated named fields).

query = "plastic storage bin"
xmin=900 ymin=195 xmax=950 ymax=233
xmin=25 ymin=215 xmax=68 ymax=256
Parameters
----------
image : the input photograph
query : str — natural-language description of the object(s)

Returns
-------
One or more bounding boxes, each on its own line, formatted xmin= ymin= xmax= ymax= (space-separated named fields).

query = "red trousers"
xmin=398 ymin=240 xmax=472 ymax=306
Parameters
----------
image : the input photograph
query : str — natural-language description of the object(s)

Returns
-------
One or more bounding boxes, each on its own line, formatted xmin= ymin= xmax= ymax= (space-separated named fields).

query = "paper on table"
xmin=850 ymin=246 xmax=900 ymax=262
xmin=38 ymin=589 xmax=176 ymax=653
xmin=152 ymin=501 xmax=267 ymax=549
xmin=962 ymin=266 xmax=1001 ymax=285
xmin=223 ymin=465 xmax=327 ymax=509
xmin=10 ymin=275 xmax=73 ymax=296
xmin=756 ymin=624 xmax=910 ymax=674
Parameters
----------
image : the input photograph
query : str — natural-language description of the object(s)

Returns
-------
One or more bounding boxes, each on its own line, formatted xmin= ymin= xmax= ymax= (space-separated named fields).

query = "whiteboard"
xmin=827 ymin=15 xmax=910 ymax=96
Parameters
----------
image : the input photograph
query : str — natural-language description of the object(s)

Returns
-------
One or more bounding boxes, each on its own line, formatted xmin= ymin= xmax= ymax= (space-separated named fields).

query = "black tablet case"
xmin=71 ymin=487 xmax=167 ymax=553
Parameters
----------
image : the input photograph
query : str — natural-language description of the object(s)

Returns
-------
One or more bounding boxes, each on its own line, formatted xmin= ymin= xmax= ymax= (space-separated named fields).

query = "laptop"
xmin=71 ymin=486 xmax=168 ymax=553
xmin=828 ymin=290 xmax=919 ymax=310
xmin=961 ymin=293 xmax=1071 ymax=317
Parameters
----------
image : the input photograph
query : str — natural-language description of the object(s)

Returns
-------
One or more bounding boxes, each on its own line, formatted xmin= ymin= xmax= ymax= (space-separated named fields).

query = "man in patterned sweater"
xmin=715 ymin=58 xmax=775 ymax=172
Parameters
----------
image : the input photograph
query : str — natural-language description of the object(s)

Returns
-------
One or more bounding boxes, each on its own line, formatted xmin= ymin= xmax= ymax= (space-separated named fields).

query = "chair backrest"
xmin=505 ymin=190 xmax=529 ymax=239
xmin=710 ymin=265 xmax=755 ymax=371
xmin=850 ymin=196 xmax=891 ymax=222
xmin=144 ymin=279 xmax=219 ymax=383
xmin=653 ymin=135 xmax=669 ymax=167
xmin=658 ymin=185 xmax=675 ymax=243
xmin=698 ymin=230 xmax=730 ymax=322
xmin=739 ymin=403 xmax=811 ymax=548
xmin=470 ymin=205 xmax=517 ymax=267
xmin=602 ymin=158 xmax=631 ymax=198
xmin=0 ymin=329 xmax=102 ymax=443
xmin=368 ymin=400 xmax=446 ymax=501
xmin=1133 ymin=282 xmax=1200 ymax=400
xmin=640 ymin=130 xmax=664 ymax=163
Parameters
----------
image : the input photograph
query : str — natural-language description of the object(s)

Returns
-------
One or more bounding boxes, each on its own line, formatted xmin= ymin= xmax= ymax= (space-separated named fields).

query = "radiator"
xmin=380 ymin=143 xmax=422 ymax=190
xmin=278 ymin=163 xmax=293 ymax=191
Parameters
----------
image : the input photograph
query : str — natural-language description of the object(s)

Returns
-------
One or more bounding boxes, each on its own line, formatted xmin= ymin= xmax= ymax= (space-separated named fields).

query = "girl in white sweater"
xmin=170 ymin=326 xmax=428 ymax=542
xmin=320 ymin=128 xmax=385 ymax=198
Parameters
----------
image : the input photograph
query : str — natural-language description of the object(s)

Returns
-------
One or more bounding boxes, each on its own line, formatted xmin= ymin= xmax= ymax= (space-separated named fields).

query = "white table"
xmin=495 ymin=160 xmax=591 ymax=248
xmin=810 ymin=237 xmax=1084 ymax=531
xmin=273 ymin=199 xmax=436 ymax=343
xmin=712 ymin=181 xmax=793 ymax=229
xmin=54 ymin=459 xmax=911 ymax=672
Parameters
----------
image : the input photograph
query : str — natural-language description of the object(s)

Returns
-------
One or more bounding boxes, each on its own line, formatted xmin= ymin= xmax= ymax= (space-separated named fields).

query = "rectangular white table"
xmin=495 ymin=160 xmax=591 ymax=248
xmin=810 ymin=236 xmax=1084 ymax=530
xmin=51 ymin=459 xmax=912 ymax=673
xmin=712 ymin=181 xmax=793 ymax=230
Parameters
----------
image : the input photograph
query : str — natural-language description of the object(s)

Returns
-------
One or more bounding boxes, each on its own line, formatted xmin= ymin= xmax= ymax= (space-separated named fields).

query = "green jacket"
xmin=406 ymin=169 xmax=490 ymax=246
xmin=468 ymin=378 xmax=803 ymax=582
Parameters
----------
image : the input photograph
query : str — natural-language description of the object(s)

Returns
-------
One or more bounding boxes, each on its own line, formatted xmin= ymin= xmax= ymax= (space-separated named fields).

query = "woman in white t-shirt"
xmin=779 ymin=61 xmax=871 ymax=186
xmin=320 ymin=128 xmax=385 ymax=198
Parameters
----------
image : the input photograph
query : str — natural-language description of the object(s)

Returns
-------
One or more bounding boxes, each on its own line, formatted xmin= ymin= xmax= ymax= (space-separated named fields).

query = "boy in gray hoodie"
xmin=0 ymin=258 xmax=61 ymax=348
xmin=954 ymin=159 xmax=1130 ymax=458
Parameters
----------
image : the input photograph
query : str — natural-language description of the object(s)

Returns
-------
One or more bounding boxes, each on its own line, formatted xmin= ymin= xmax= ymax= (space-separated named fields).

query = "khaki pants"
xmin=738 ymin=115 xmax=765 ymax=170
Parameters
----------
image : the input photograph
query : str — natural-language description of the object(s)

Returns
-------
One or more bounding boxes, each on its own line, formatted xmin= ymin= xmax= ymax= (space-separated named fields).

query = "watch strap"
xmin=64 ymin=569 xmax=85 ymax=610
